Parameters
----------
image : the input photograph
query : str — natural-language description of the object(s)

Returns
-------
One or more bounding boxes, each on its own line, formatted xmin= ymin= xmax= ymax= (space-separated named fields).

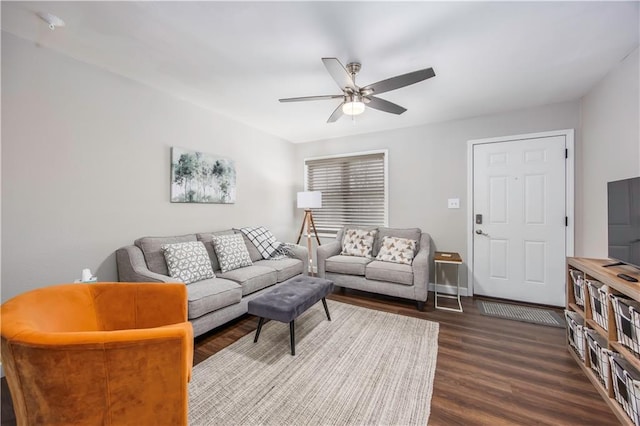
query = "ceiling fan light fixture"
xmin=342 ymin=98 xmax=365 ymax=116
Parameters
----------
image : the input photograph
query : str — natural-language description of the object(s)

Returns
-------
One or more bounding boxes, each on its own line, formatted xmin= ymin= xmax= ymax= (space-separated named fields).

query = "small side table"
xmin=434 ymin=251 xmax=463 ymax=312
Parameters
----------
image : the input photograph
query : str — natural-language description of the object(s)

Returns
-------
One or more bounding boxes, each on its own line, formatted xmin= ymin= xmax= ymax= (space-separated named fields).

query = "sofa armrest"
xmin=412 ymin=233 xmax=432 ymax=301
xmin=286 ymin=244 xmax=309 ymax=275
xmin=317 ymin=241 xmax=341 ymax=278
xmin=116 ymin=246 xmax=175 ymax=283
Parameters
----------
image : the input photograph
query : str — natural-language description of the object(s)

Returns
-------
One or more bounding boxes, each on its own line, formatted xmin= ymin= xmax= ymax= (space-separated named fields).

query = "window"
xmin=304 ymin=150 xmax=388 ymax=237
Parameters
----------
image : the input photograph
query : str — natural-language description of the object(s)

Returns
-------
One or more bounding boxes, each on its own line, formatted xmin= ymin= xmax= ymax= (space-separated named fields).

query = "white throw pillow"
xmin=341 ymin=228 xmax=377 ymax=258
xmin=161 ymin=241 xmax=215 ymax=284
xmin=212 ymin=234 xmax=253 ymax=273
xmin=376 ymin=236 xmax=418 ymax=265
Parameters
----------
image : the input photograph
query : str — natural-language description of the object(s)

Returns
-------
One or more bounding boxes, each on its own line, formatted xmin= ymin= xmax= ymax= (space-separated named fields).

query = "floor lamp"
xmin=296 ymin=191 xmax=322 ymax=275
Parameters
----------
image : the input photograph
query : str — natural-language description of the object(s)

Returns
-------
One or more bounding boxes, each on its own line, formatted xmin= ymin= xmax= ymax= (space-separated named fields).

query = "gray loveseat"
xmin=116 ymin=230 xmax=308 ymax=337
xmin=317 ymin=227 xmax=431 ymax=310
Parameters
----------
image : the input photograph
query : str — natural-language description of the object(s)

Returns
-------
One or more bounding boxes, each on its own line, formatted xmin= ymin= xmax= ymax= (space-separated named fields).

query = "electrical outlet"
xmin=448 ymin=198 xmax=460 ymax=209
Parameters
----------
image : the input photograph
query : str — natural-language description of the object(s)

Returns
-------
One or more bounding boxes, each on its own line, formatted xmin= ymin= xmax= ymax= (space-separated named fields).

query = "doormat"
xmin=477 ymin=300 xmax=565 ymax=328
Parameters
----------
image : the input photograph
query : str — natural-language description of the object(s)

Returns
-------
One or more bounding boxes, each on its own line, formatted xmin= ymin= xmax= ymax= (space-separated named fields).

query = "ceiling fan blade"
xmin=279 ymin=95 xmax=343 ymax=103
xmin=362 ymin=68 xmax=435 ymax=96
xmin=322 ymin=58 xmax=357 ymax=91
xmin=365 ymin=96 xmax=407 ymax=115
xmin=327 ymin=103 xmax=345 ymax=123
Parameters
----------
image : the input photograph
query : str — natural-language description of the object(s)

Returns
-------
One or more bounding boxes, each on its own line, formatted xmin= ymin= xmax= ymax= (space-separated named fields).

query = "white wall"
xmin=1 ymin=33 xmax=296 ymax=301
xmin=579 ymin=47 xmax=640 ymax=258
xmin=294 ymin=101 xmax=581 ymax=289
xmin=3 ymin=31 xmax=636 ymax=303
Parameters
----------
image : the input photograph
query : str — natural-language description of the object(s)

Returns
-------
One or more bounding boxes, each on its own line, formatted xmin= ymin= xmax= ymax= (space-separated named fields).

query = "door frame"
xmin=465 ymin=129 xmax=575 ymax=298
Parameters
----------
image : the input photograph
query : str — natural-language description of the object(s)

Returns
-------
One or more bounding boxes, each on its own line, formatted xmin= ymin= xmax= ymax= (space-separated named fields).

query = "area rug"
xmin=188 ymin=300 xmax=439 ymax=425
xmin=477 ymin=300 xmax=565 ymax=328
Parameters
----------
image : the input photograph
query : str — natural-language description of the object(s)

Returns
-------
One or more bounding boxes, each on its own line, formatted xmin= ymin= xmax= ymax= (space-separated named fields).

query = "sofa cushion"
xmin=218 ymin=265 xmax=278 ymax=296
xmin=373 ymin=227 xmax=421 ymax=257
xmin=325 ymin=255 xmax=372 ymax=276
xmin=341 ymin=228 xmax=378 ymax=258
xmin=197 ymin=230 xmax=234 ymax=271
xmin=365 ymin=260 xmax=414 ymax=286
xmin=161 ymin=241 xmax=215 ymax=284
xmin=212 ymin=234 xmax=253 ymax=273
xmin=376 ymin=236 xmax=418 ymax=265
xmin=135 ymin=234 xmax=197 ymax=275
xmin=186 ymin=278 xmax=242 ymax=319
xmin=253 ymin=258 xmax=303 ymax=282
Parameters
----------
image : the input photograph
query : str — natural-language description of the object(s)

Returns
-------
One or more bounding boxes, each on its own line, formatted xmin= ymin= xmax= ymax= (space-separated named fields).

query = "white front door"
xmin=472 ymin=135 xmax=567 ymax=306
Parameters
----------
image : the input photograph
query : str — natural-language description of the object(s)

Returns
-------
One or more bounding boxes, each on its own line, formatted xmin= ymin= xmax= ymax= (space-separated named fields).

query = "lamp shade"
xmin=297 ymin=191 xmax=322 ymax=209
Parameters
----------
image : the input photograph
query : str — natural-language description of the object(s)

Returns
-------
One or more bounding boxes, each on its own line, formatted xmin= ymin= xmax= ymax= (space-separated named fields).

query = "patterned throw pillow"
xmin=376 ymin=236 xmax=418 ymax=265
xmin=161 ymin=241 xmax=215 ymax=284
xmin=341 ymin=228 xmax=378 ymax=258
xmin=212 ymin=234 xmax=253 ymax=273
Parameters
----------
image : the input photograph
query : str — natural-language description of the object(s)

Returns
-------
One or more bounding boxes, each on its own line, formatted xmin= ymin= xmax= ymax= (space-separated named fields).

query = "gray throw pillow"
xmin=161 ymin=241 xmax=215 ymax=284
xmin=212 ymin=234 xmax=253 ymax=273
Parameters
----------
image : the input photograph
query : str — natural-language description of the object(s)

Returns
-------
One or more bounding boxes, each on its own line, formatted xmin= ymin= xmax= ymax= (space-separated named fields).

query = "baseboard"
xmin=428 ymin=282 xmax=469 ymax=297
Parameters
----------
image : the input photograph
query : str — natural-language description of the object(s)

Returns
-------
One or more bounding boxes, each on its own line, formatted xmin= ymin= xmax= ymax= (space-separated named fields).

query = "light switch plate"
xmin=448 ymin=198 xmax=460 ymax=209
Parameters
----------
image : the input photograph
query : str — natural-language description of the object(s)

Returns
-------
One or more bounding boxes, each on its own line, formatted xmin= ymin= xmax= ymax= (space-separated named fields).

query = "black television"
xmin=608 ymin=176 xmax=640 ymax=270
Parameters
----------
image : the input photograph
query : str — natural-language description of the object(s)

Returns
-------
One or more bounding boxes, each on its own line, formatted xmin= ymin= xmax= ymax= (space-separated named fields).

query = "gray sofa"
xmin=317 ymin=227 xmax=431 ymax=310
xmin=116 ymin=230 xmax=308 ymax=337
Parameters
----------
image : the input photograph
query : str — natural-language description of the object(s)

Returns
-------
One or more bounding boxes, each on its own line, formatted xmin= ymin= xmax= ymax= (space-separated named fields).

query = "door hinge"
xmin=565 ymin=149 xmax=568 ymax=159
xmin=565 ymin=216 xmax=568 ymax=226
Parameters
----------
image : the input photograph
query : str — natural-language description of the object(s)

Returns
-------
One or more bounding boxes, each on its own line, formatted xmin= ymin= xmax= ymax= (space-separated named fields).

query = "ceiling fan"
xmin=279 ymin=58 xmax=435 ymax=123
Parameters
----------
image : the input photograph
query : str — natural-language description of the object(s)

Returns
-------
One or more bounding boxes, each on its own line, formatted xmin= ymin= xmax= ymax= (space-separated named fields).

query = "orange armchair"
xmin=1 ymin=283 xmax=193 ymax=426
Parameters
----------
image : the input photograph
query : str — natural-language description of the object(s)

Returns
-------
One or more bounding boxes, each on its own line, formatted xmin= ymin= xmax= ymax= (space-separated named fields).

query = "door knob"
xmin=475 ymin=229 xmax=489 ymax=236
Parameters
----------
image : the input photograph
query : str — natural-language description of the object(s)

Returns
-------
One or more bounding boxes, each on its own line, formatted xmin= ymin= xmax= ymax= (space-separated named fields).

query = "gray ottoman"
xmin=247 ymin=275 xmax=334 ymax=355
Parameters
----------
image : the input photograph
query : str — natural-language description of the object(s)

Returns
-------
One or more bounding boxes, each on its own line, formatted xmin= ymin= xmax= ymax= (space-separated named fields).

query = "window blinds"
xmin=305 ymin=152 xmax=387 ymax=236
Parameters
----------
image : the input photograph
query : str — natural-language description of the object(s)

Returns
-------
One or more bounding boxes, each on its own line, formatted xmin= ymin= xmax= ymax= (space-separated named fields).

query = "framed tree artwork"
xmin=170 ymin=147 xmax=236 ymax=204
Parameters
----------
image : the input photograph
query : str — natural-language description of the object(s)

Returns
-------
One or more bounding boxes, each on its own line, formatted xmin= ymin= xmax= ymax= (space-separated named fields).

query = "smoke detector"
xmin=37 ymin=12 xmax=65 ymax=30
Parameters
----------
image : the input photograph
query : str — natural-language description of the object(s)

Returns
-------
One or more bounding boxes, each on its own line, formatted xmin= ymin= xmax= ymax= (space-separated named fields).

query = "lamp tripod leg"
xmin=308 ymin=212 xmax=322 ymax=246
xmin=306 ymin=213 xmax=314 ymax=276
xmin=296 ymin=211 xmax=309 ymax=245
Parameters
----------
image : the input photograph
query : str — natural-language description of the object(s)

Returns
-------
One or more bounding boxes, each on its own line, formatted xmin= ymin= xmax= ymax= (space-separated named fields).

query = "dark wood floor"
xmin=2 ymin=289 xmax=620 ymax=425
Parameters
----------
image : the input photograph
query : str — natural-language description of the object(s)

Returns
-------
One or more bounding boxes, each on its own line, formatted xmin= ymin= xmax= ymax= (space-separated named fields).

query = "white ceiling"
xmin=2 ymin=1 xmax=639 ymax=143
